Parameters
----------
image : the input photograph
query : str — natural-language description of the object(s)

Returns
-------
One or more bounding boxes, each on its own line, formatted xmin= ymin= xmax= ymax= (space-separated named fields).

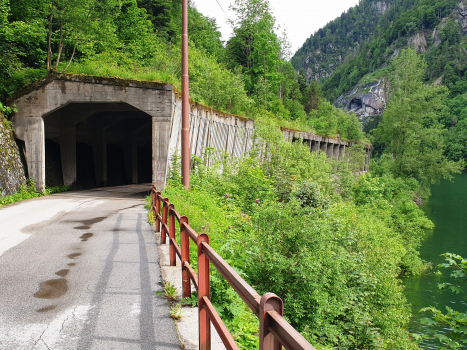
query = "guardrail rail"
xmin=152 ymin=186 xmax=316 ymax=350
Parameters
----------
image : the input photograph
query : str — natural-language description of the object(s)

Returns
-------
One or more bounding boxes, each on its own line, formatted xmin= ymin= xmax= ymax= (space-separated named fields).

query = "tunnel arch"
xmin=8 ymin=74 xmax=173 ymax=190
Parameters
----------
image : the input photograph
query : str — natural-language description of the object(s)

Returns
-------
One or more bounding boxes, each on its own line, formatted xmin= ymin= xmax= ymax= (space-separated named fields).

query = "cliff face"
xmin=335 ymin=79 xmax=389 ymax=126
xmin=291 ymin=0 xmax=392 ymax=83
xmin=0 ymin=115 xmax=26 ymax=196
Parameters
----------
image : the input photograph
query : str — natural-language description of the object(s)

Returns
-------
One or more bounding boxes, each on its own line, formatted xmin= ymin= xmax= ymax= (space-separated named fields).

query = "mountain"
xmin=292 ymin=0 xmax=467 ymax=164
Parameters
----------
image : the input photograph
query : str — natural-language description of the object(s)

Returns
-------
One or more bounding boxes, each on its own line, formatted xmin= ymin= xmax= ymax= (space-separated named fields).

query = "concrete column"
xmin=123 ymin=132 xmax=137 ymax=184
xmin=60 ymin=124 xmax=77 ymax=188
xmin=333 ymin=144 xmax=340 ymax=159
xmin=153 ymin=117 xmax=171 ymax=190
xmin=326 ymin=142 xmax=334 ymax=158
xmin=320 ymin=141 xmax=327 ymax=156
xmin=132 ymin=136 xmax=138 ymax=183
xmin=339 ymin=145 xmax=345 ymax=160
xmin=311 ymin=140 xmax=320 ymax=153
xmin=24 ymin=117 xmax=45 ymax=191
xmin=93 ymin=129 xmax=107 ymax=187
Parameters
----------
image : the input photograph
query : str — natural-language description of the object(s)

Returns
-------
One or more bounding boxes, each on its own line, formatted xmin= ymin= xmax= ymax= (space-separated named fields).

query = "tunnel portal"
xmin=8 ymin=74 xmax=173 ymax=191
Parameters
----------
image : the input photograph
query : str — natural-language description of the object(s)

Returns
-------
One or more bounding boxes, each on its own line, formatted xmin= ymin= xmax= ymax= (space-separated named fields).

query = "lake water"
xmin=404 ymin=173 xmax=467 ymax=348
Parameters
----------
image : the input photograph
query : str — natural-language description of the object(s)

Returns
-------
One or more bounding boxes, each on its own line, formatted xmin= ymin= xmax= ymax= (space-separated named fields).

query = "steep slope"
xmin=291 ymin=0 xmax=400 ymax=83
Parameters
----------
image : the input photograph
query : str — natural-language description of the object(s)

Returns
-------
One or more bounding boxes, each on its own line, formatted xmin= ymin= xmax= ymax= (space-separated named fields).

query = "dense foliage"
xmin=372 ymin=49 xmax=464 ymax=197
xmin=0 ymin=0 xmax=366 ymax=140
xmin=160 ymin=124 xmax=434 ymax=349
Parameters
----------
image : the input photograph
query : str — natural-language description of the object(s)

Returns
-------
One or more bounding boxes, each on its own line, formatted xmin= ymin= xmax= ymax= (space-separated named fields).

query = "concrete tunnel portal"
xmin=43 ymin=102 xmax=153 ymax=189
xmin=8 ymin=74 xmax=173 ymax=191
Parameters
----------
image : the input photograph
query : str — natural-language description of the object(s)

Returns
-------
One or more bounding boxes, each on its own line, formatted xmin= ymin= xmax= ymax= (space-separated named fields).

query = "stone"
xmin=0 ymin=116 xmax=26 ymax=197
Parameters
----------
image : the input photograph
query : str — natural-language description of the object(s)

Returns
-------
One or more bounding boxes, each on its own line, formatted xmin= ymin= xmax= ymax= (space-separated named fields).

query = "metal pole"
xmin=181 ymin=0 xmax=190 ymax=188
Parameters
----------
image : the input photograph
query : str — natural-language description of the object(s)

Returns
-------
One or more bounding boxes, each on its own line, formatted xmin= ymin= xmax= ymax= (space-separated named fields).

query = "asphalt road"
xmin=0 ymin=185 xmax=181 ymax=350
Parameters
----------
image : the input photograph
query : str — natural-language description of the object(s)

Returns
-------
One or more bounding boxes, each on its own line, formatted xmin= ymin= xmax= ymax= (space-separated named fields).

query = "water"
xmin=404 ymin=173 xmax=467 ymax=348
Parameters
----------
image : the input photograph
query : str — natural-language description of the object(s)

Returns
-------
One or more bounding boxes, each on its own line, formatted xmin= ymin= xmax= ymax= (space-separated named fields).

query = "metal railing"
xmin=152 ymin=187 xmax=316 ymax=350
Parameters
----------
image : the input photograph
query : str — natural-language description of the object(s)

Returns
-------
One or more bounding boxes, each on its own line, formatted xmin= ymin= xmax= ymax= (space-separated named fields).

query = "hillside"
xmin=292 ymin=0 xmax=467 ymax=163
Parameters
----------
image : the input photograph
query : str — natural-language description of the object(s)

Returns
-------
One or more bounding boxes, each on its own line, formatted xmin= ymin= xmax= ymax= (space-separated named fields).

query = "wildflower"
xmin=255 ymin=199 xmax=260 ymax=204
xmin=201 ymin=226 xmax=205 ymax=230
xmin=225 ymin=193 xmax=229 ymax=198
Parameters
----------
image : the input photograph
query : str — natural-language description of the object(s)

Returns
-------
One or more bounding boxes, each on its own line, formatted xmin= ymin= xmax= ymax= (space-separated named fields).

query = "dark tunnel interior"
xmin=44 ymin=102 xmax=153 ymax=189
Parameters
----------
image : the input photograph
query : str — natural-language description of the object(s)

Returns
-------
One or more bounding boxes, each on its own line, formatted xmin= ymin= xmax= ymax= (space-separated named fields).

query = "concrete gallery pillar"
xmin=152 ymin=117 xmax=171 ymax=190
xmin=60 ymin=123 xmax=77 ymax=188
xmin=123 ymin=131 xmax=138 ymax=184
xmin=93 ymin=129 xmax=107 ymax=187
xmin=24 ymin=117 xmax=46 ymax=191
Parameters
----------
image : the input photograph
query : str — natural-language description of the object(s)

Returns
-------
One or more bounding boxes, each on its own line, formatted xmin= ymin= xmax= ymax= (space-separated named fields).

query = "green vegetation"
xmin=0 ymin=178 xmax=68 ymax=209
xmin=157 ymin=123 xmax=435 ymax=349
xmin=0 ymin=0 xmax=365 ymax=141
xmin=372 ymin=49 xmax=464 ymax=197
xmin=417 ymin=253 xmax=467 ymax=349
xmin=292 ymin=0 xmax=467 ymax=166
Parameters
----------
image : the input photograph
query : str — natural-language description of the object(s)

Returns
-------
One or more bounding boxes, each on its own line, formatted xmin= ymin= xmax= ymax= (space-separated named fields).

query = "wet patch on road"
xmin=55 ymin=269 xmax=69 ymax=277
xmin=67 ymin=253 xmax=81 ymax=259
xmin=73 ymin=216 xmax=107 ymax=230
xmin=80 ymin=233 xmax=93 ymax=241
xmin=36 ymin=305 xmax=57 ymax=313
xmin=34 ymin=279 xmax=68 ymax=299
xmin=68 ymin=263 xmax=76 ymax=266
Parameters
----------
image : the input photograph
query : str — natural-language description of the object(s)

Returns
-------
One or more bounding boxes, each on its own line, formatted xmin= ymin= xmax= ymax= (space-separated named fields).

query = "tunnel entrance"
xmin=44 ymin=103 xmax=153 ymax=189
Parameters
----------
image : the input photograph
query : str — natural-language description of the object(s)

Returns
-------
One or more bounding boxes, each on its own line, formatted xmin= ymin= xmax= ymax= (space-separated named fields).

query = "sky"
xmin=192 ymin=0 xmax=361 ymax=54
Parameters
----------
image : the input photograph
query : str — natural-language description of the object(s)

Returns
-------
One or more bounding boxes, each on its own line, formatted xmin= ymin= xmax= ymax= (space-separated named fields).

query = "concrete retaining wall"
xmin=0 ymin=115 xmax=26 ymax=196
xmin=167 ymin=92 xmax=371 ymax=175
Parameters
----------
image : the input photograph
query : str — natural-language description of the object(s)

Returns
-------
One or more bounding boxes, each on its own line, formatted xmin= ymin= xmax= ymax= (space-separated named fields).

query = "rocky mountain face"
xmin=321 ymin=0 xmax=467 ymax=127
xmin=335 ymin=79 xmax=389 ymax=125
xmin=292 ymin=0 xmax=392 ymax=84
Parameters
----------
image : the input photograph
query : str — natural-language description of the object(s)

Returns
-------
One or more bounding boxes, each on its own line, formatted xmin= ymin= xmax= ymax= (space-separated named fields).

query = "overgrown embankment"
xmin=154 ymin=124 xmax=432 ymax=350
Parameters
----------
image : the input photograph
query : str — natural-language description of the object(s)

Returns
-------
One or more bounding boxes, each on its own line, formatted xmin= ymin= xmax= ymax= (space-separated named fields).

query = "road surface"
xmin=0 ymin=185 xmax=180 ymax=350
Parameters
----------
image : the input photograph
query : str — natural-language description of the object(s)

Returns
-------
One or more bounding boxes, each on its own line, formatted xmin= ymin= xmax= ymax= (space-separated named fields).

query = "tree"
xmin=226 ymin=0 xmax=281 ymax=108
xmin=373 ymin=48 xmax=464 ymax=197
xmin=302 ymin=80 xmax=322 ymax=113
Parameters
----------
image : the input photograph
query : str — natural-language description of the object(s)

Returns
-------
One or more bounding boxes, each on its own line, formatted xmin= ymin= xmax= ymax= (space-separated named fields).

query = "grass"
xmin=0 ymin=180 xmax=68 ymax=209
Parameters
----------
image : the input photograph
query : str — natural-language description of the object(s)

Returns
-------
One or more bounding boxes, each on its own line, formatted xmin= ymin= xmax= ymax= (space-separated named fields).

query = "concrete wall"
xmin=0 ymin=115 xmax=27 ymax=196
xmin=167 ymin=92 xmax=371 ymax=175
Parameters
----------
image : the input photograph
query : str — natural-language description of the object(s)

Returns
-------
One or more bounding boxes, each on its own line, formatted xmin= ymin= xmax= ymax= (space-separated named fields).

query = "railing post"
xmin=180 ymin=216 xmax=191 ymax=298
xmin=155 ymin=191 xmax=161 ymax=232
xmin=198 ymin=233 xmax=211 ymax=350
xmin=161 ymin=198 xmax=169 ymax=244
xmin=259 ymin=293 xmax=283 ymax=350
xmin=168 ymin=204 xmax=176 ymax=266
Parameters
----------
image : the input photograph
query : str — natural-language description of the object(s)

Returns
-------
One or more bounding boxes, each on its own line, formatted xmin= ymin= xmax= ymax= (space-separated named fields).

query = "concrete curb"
xmin=155 ymin=230 xmax=227 ymax=350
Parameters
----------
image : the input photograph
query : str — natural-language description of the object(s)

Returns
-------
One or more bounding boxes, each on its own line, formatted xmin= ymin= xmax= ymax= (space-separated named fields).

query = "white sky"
xmin=191 ymin=0 xmax=361 ymax=54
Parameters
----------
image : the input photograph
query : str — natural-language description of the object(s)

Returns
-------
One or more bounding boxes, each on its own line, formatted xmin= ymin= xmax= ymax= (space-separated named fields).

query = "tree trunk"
xmin=46 ymin=0 xmax=55 ymax=72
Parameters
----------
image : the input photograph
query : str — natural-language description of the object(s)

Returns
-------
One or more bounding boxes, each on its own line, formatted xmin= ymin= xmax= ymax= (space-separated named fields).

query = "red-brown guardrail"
xmin=152 ymin=186 xmax=316 ymax=350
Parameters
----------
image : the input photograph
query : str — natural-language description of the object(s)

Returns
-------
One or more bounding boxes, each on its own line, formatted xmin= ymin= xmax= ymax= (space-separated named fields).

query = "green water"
xmin=404 ymin=173 xmax=467 ymax=348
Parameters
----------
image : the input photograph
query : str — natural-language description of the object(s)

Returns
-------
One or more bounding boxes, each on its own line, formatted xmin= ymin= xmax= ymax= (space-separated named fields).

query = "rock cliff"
xmin=335 ymin=79 xmax=389 ymax=125
xmin=0 ymin=114 xmax=26 ymax=196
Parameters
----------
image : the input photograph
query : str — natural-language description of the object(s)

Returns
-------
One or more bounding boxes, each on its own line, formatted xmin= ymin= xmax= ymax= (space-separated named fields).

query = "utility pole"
xmin=181 ymin=0 xmax=190 ymax=188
